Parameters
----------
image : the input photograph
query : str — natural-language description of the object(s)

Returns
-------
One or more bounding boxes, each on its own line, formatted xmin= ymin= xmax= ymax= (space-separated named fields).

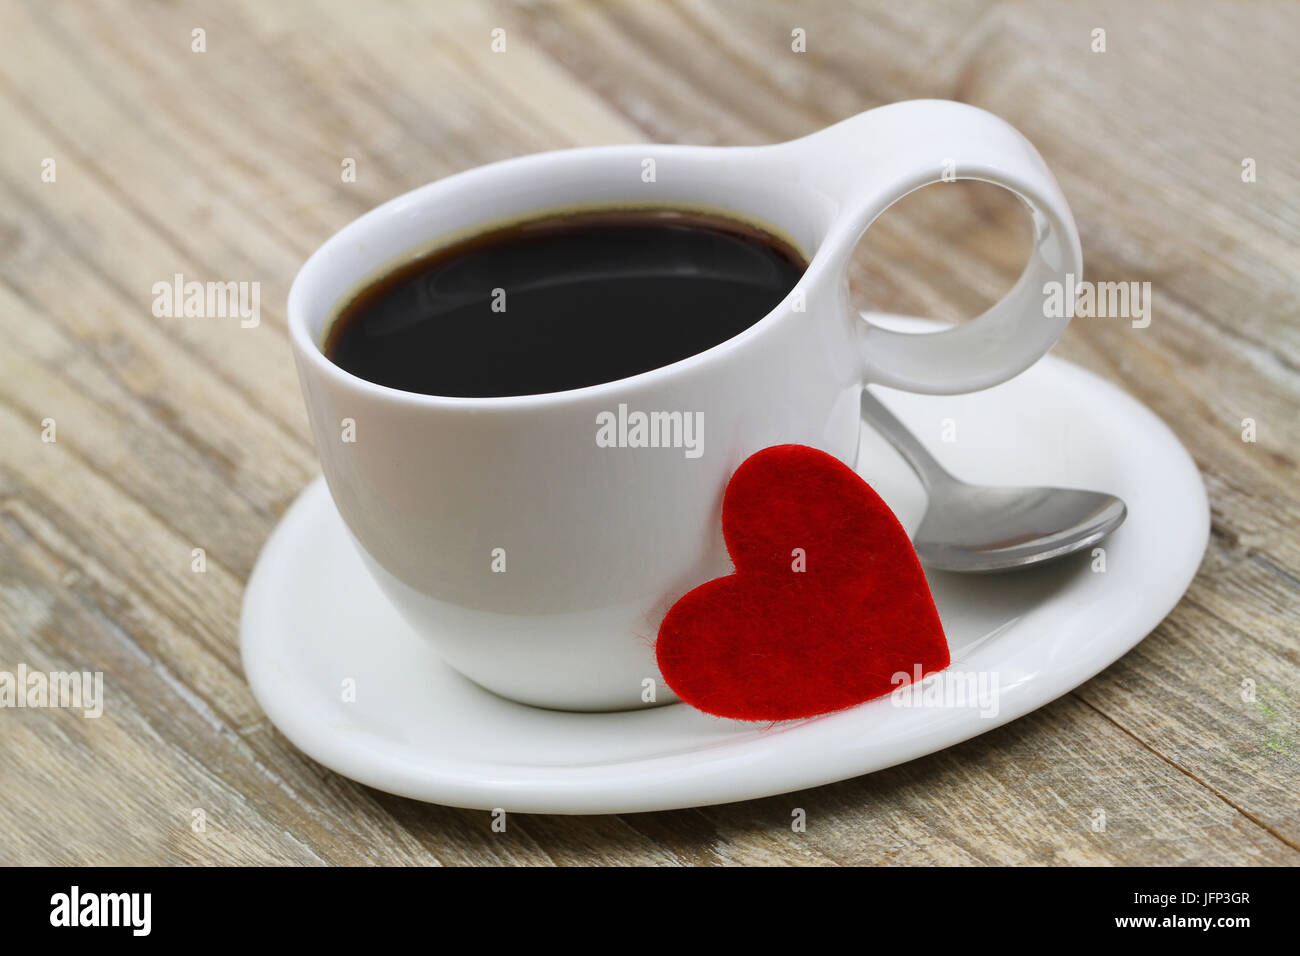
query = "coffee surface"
xmin=324 ymin=210 xmax=806 ymax=397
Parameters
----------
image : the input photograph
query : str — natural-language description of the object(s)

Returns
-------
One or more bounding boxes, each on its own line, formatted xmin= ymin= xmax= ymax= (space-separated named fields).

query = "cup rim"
xmin=287 ymin=144 xmax=843 ymax=411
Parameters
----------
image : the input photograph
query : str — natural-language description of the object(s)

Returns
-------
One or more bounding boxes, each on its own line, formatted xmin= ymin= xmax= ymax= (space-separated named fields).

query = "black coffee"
xmin=323 ymin=209 xmax=806 ymax=397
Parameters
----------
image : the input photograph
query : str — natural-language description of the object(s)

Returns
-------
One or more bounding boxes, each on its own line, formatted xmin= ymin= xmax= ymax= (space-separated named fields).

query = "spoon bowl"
xmin=861 ymin=389 xmax=1127 ymax=572
xmin=913 ymin=483 xmax=1127 ymax=573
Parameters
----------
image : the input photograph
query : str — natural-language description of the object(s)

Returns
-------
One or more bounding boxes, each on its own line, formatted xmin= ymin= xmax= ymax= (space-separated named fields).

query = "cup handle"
xmin=797 ymin=100 xmax=1083 ymax=394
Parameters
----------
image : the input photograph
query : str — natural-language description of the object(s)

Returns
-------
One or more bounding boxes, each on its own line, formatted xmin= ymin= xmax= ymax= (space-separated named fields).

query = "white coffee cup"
xmin=288 ymin=100 xmax=1081 ymax=711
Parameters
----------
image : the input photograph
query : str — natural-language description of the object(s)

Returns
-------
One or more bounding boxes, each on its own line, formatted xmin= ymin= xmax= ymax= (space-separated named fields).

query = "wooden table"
xmin=2 ymin=0 xmax=1296 ymax=865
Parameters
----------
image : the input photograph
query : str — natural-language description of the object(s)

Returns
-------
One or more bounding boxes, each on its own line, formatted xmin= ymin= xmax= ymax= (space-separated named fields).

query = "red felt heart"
xmin=656 ymin=444 xmax=950 ymax=721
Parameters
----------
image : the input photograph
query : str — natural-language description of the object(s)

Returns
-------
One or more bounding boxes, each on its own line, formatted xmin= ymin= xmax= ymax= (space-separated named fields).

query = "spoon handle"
xmin=860 ymin=388 xmax=958 ymax=492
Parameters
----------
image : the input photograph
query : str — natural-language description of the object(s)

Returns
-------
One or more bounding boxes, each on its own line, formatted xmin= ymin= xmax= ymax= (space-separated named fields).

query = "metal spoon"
xmin=860 ymin=389 xmax=1127 ymax=572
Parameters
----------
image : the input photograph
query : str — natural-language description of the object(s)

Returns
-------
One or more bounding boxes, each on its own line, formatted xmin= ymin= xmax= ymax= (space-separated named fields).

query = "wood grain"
xmin=0 ymin=0 xmax=1296 ymax=865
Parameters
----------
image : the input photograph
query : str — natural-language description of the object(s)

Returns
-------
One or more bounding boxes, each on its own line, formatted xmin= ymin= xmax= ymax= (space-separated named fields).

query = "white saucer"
xmin=241 ymin=323 xmax=1208 ymax=814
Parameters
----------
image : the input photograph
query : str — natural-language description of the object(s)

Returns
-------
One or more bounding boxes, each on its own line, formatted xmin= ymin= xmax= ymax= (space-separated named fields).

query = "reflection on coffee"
xmin=324 ymin=209 xmax=807 ymax=397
